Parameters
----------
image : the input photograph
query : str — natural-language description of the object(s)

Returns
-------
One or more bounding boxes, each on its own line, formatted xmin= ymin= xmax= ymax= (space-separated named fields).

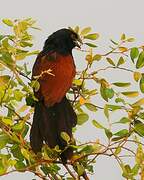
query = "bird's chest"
xmin=40 ymin=54 xmax=76 ymax=81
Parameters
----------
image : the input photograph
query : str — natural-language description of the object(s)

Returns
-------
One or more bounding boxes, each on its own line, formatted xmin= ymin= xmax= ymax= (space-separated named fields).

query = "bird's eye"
xmin=71 ymin=33 xmax=77 ymax=40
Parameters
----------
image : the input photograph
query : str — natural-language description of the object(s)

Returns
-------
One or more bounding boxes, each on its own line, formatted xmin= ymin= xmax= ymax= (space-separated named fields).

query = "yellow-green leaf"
xmin=74 ymin=26 xmax=80 ymax=33
xmin=85 ymin=103 xmax=97 ymax=112
xmin=2 ymin=118 xmax=13 ymax=126
xmin=2 ymin=19 xmax=13 ymax=26
xmin=136 ymin=51 xmax=144 ymax=69
xmin=77 ymin=113 xmax=89 ymax=125
xmin=61 ymin=132 xmax=70 ymax=143
xmin=92 ymin=120 xmax=104 ymax=129
xmin=121 ymin=33 xmax=126 ymax=40
xmin=121 ymin=91 xmax=139 ymax=98
xmin=133 ymin=72 xmax=141 ymax=82
xmin=106 ymin=57 xmax=115 ymax=66
xmin=80 ymin=27 xmax=91 ymax=36
xmin=117 ymin=56 xmax=125 ymax=66
xmin=134 ymin=121 xmax=144 ymax=137
xmin=114 ymin=147 xmax=121 ymax=155
xmin=76 ymin=164 xmax=85 ymax=176
xmin=119 ymin=47 xmax=128 ymax=52
xmin=73 ymin=79 xmax=82 ymax=86
xmin=84 ymin=33 xmax=99 ymax=40
xmin=130 ymin=47 xmax=139 ymax=63
xmin=112 ymin=82 xmax=131 ymax=87
xmin=132 ymin=98 xmax=144 ymax=107
xmin=104 ymin=105 xmax=109 ymax=119
xmin=85 ymin=43 xmax=97 ymax=48
xmin=21 ymin=148 xmax=29 ymax=160
xmin=93 ymin=54 xmax=102 ymax=61
xmin=127 ymin=38 xmax=135 ymax=42
xmin=114 ymin=129 xmax=129 ymax=137
xmin=140 ymin=74 xmax=144 ymax=93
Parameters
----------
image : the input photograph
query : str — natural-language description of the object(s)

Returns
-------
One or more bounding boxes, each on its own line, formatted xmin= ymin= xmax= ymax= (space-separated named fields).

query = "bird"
xmin=30 ymin=28 xmax=82 ymax=163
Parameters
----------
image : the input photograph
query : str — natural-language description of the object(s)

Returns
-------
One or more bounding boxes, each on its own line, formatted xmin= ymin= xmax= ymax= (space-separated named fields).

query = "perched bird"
xmin=30 ymin=28 xmax=82 ymax=163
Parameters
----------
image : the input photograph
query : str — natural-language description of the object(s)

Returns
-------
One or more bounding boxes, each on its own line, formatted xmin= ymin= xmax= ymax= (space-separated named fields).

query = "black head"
xmin=42 ymin=28 xmax=82 ymax=55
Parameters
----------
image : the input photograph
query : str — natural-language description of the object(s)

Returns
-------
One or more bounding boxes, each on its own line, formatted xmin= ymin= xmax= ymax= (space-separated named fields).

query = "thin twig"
xmin=64 ymin=164 xmax=76 ymax=180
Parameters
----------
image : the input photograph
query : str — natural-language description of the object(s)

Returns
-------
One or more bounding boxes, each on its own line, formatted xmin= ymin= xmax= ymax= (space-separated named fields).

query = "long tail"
xmin=30 ymin=96 xmax=77 ymax=162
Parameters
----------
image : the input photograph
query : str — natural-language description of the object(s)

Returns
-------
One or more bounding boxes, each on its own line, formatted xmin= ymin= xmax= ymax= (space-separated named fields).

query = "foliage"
xmin=0 ymin=19 xmax=144 ymax=179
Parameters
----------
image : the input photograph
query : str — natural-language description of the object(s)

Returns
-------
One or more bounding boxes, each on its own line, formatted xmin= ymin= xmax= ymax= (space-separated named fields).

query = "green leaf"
xmin=27 ymin=50 xmax=40 ymax=56
xmin=134 ymin=121 xmax=144 ymax=137
xmin=127 ymin=38 xmax=135 ymax=42
xmin=0 ymin=134 xmax=9 ymax=149
xmin=131 ymin=164 xmax=139 ymax=176
xmin=121 ymin=91 xmax=139 ymax=97
xmin=21 ymin=148 xmax=29 ymax=160
xmin=104 ymin=105 xmax=109 ymax=119
xmin=130 ymin=47 xmax=139 ymax=63
xmin=85 ymin=43 xmax=97 ymax=48
xmin=2 ymin=19 xmax=13 ymax=26
xmin=0 ymin=160 xmax=6 ymax=175
xmin=80 ymin=27 xmax=91 ymax=35
xmin=121 ymin=33 xmax=126 ymax=40
xmin=100 ymin=86 xmax=108 ymax=102
xmin=138 ymin=112 xmax=144 ymax=119
xmin=15 ymin=161 xmax=26 ymax=170
xmin=84 ymin=33 xmax=99 ymax=40
xmin=132 ymin=98 xmax=144 ymax=107
xmin=105 ymin=88 xmax=114 ymax=99
xmin=77 ymin=113 xmax=89 ymax=125
xmin=80 ymin=145 xmax=93 ymax=154
xmin=114 ymin=129 xmax=129 ymax=137
xmin=106 ymin=57 xmax=115 ymax=66
xmin=93 ymin=54 xmax=102 ymax=61
xmin=116 ymin=117 xmax=131 ymax=124
xmin=117 ymin=56 xmax=125 ymax=66
xmin=92 ymin=120 xmax=104 ymax=129
xmin=136 ymin=51 xmax=144 ymax=69
xmin=20 ymin=41 xmax=33 ymax=47
xmin=0 ymin=35 xmax=5 ymax=41
xmin=133 ymin=71 xmax=141 ymax=82
xmin=2 ymin=117 xmax=13 ymax=126
xmin=2 ymin=52 xmax=13 ymax=65
xmin=76 ymin=164 xmax=85 ymax=176
xmin=26 ymin=95 xmax=35 ymax=106
xmin=104 ymin=129 xmax=113 ymax=139
xmin=22 ymin=124 xmax=29 ymax=138
xmin=12 ymin=121 xmax=24 ymax=132
xmin=107 ymin=104 xmax=122 ymax=111
xmin=14 ymin=89 xmax=24 ymax=101
xmin=11 ymin=145 xmax=24 ymax=161
xmin=112 ymin=82 xmax=131 ymax=87
xmin=74 ymin=26 xmax=80 ymax=33
xmin=61 ymin=132 xmax=70 ymax=143
xmin=114 ymin=146 xmax=121 ymax=155
xmin=73 ymin=79 xmax=82 ymax=86
xmin=140 ymin=74 xmax=144 ymax=93
xmin=115 ymin=97 xmax=125 ymax=104
xmin=85 ymin=103 xmax=97 ymax=112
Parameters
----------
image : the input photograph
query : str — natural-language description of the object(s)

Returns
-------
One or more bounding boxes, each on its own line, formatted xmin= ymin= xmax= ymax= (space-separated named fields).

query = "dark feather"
xmin=30 ymin=97 xmax=77 ymax=162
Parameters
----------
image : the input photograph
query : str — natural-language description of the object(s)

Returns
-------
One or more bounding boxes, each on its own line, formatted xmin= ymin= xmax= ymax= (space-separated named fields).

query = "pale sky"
xmin=1 ymin=0 xmax=144 ymax=179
